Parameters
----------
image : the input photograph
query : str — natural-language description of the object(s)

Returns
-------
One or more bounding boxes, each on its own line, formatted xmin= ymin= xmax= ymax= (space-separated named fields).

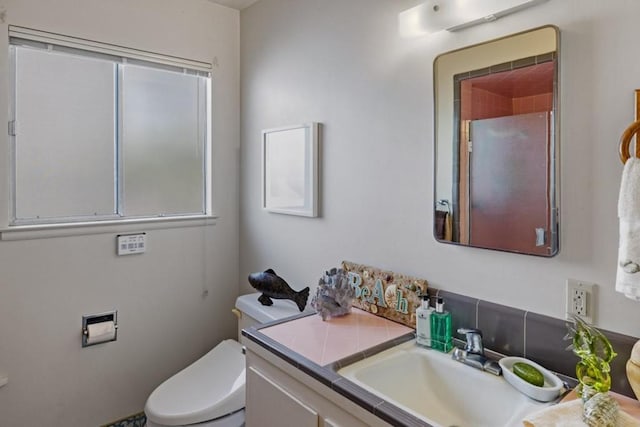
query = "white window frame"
xmin=7 ymin=26 xmax=214 ymax=231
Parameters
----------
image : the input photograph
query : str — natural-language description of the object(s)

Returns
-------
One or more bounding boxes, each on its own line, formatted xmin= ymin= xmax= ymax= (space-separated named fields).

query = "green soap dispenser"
xmin=430 ymin=297 xmax=452 ymax=352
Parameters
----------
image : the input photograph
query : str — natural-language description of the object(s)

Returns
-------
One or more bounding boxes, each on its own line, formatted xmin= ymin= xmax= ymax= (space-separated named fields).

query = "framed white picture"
xmin=262 ymin=123 xmax=319 ymax=217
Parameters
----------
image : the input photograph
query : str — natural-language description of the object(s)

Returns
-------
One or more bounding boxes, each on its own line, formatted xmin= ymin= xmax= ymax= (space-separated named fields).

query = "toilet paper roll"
xmin=86 ymin=321 xmax=116 ymax=345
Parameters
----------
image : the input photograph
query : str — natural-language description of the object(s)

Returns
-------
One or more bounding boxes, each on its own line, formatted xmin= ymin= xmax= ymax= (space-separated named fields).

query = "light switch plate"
xmin=117 ymin=233 xmax=146 ymax=255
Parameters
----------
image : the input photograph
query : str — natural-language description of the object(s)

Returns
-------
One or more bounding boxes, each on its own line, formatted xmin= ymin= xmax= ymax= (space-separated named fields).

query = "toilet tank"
xmin=234 ymin=292 xmax=310 ymax=341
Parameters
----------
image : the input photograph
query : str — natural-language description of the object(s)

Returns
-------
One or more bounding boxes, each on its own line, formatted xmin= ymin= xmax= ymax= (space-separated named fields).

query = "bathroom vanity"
xmin=242 ymin=307 xmax=536 ymax=427
xmin=241 ymin=309 xmax=423 ymax=427
xmin=242 ymin=307 xmax=640 ymax=427
xmin=244 ymin=342 xmax=390 ymax=427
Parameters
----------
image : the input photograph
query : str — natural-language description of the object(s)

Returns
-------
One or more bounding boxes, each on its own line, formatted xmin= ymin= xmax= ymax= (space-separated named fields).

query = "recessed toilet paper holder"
xmin=82 ymin=310 xmax=118 ymax=348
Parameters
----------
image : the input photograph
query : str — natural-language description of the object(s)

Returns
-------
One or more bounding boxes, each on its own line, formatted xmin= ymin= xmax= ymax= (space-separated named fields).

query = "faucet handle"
xmin=457 ymin=327 xmax=482 ymax=336
xmin=457 ymin=328 xmax=484 ymax=355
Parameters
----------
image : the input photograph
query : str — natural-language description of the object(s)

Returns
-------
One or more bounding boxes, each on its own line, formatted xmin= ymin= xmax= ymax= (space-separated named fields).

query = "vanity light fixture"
xmin=399 ymin=0 xmax=549 ymax=37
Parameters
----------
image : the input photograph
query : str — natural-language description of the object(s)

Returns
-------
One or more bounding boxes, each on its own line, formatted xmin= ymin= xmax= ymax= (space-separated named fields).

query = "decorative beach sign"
xmin=341 ymin=261 xmax=428 ymax=328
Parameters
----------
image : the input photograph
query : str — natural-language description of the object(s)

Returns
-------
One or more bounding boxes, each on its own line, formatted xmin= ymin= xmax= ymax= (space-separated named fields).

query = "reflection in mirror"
xmin=434 ymin=26 xmax=559 ymax=256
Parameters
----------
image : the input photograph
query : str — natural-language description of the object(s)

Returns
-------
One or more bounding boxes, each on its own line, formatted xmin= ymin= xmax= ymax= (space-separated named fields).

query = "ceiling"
xmin=207 ymin=0 xmax=259 ymax=10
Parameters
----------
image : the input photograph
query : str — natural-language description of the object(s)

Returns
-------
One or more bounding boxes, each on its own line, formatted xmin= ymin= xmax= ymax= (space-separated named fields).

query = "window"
xmin=9 ymin=27 xmax=212 ymax=226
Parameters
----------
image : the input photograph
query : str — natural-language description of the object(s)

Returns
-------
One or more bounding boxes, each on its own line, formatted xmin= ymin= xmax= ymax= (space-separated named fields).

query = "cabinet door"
xmin=246 ymin=366 xmax=319 ymax=427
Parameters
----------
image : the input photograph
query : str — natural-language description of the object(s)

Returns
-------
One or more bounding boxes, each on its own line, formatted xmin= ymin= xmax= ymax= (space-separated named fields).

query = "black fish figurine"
xmin=248 ymin=269 xmax=310 ymax=312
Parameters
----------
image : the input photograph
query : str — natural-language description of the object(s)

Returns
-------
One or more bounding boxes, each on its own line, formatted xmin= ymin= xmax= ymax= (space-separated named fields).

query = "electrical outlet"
xmin=566 ymin=279 xmax=596 ymax=323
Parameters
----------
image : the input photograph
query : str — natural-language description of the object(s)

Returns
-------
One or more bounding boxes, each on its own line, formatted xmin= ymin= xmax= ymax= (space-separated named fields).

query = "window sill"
xmin=0 ymin=215 xmax=218 ymax=241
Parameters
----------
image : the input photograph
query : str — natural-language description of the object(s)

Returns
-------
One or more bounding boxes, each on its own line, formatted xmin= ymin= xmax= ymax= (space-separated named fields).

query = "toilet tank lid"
xmin=235 ymin=292 xmax=312 ymax=323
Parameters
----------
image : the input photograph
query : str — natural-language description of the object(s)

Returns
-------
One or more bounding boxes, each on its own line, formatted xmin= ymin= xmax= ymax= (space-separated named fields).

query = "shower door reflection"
xmin=464 ymin=113 xmax=550 ymax=255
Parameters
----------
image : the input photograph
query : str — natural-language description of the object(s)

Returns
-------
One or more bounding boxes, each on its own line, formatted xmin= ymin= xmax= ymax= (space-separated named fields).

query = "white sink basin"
xmin=338 ymin=340 xmax=552 ymax=427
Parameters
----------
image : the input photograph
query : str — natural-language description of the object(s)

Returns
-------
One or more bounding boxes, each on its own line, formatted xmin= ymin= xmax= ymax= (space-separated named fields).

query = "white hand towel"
xmin=522 ymin=399 xmax=640 ymax=427
xmin=617 ymin=157 xmax=640 ymax=301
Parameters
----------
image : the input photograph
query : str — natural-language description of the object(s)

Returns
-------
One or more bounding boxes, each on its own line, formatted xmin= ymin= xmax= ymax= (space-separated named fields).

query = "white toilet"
xmin=144 ymin=293 xmax=306 ymax=427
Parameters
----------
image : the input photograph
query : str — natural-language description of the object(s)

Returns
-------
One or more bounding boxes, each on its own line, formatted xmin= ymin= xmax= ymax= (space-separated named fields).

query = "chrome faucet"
xmin=459 ymin=328 xmax=484 ymax=355
xmin=452 ymin=328 xmax=502 ymax=376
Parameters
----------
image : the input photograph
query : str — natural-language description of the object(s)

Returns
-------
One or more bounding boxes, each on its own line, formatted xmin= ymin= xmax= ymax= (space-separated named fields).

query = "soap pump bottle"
xmin=416 ymin=295 xmax=434 ymax=348
xmin=430 ymin=297 xmax=453 ymax=352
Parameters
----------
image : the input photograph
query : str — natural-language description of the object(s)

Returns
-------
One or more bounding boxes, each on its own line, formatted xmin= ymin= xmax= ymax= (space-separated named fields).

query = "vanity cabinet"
xmin=244 ymin=340 xmax=391 ymax=427
xmin=246 ymin=367 xmax=319 ymax=427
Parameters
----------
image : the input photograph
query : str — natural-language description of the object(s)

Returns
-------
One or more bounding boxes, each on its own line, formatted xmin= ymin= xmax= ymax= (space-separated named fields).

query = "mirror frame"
xmin=433 ymin=25 xmax=560 ymax=256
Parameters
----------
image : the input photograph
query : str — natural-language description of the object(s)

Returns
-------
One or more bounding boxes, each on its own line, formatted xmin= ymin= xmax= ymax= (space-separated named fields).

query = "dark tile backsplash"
xmin=478 ymin=300 xmax=525 ymax=357
xmin=525 ymin=312 xmax=578 ymax=379
xmin=434 ymin=288 xmax=639 ymax=398
xmin=436 ymin=290 xmax=477 ymax=335
xmin=603 ymin=329 xmax=638 ymax=398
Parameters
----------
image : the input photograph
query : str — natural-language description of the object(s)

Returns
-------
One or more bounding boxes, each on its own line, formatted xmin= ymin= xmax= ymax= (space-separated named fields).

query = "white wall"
xmin=240 ymin=0 xmax=640 ymax=338
xmin=0 ymin=0 xmax=240 ymax=425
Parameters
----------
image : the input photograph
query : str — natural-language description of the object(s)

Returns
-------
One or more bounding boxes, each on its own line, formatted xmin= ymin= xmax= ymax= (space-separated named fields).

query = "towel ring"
xmin=619 ymin=119 xmax=640 ymax=164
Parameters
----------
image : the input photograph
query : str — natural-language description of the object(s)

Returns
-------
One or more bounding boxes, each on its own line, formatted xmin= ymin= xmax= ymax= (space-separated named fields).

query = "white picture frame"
xmin=262 ymin=123 xmax=319 ymax=217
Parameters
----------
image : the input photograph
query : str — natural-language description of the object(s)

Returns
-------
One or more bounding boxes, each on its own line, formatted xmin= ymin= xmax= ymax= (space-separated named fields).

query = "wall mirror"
xmin=433 ymin=26 xmax=559 ymax=256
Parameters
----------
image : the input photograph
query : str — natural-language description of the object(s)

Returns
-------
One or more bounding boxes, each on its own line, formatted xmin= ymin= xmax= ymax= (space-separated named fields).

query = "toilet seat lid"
xmin=145 ymin=339 xmax=245 ymax=426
